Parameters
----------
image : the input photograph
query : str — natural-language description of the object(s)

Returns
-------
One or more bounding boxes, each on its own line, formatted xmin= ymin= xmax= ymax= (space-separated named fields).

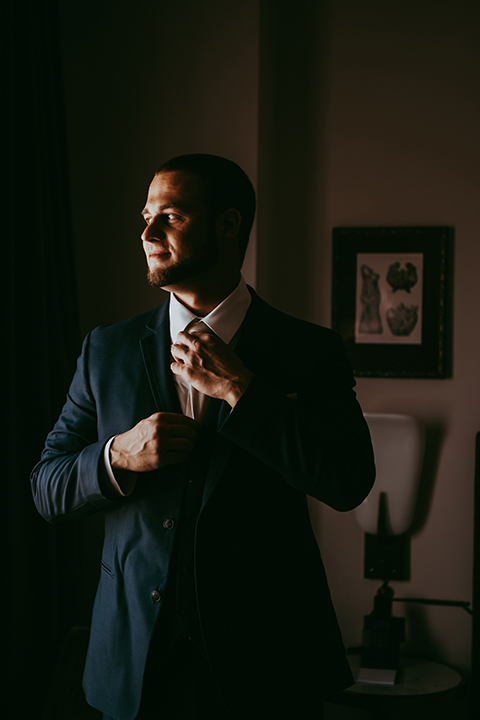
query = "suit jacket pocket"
xmin=100 ymin=560 xmax=115 ymax=579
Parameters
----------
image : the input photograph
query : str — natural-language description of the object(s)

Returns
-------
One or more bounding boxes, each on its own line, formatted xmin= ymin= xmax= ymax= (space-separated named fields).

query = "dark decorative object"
xmin=331 ymin=226 xmax=452 ymax=378
xmin=360 ymin=583 xmax=406 ymax=681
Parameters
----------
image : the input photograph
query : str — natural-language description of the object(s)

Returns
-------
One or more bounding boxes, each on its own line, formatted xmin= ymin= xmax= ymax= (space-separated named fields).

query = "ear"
xmin=215 ymin=208 xmax=242 ymax=240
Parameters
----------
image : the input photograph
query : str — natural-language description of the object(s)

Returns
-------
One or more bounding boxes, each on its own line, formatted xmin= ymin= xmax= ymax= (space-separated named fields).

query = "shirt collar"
xmin=169 ymin=276 xmax=252 ymax=345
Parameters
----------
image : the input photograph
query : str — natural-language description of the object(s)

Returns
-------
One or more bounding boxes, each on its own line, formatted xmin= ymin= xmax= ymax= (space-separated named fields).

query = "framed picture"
xmin=331 ymin=227 xmax=451 ymax=378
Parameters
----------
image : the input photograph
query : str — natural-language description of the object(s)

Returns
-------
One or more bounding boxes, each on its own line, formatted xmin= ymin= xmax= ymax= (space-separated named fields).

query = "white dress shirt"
xmin=169 ymin=276 xmax=251 ymax=421
xmin=104 ymin=276 xmax=252 ymax=494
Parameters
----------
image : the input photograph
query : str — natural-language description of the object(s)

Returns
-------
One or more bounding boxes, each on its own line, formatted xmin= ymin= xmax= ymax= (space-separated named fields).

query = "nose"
xmin=141 ymin=216 xmax=165 ymax=244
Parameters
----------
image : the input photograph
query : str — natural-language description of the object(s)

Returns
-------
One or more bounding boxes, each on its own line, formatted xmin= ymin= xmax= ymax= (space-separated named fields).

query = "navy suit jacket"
xmin=31 ymin=289 xmax=375 ymax=720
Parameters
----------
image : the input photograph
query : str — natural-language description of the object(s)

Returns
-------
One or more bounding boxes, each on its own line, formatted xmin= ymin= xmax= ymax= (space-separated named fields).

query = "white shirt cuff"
xmin=103 ymin=436 xmax=136 ymax=496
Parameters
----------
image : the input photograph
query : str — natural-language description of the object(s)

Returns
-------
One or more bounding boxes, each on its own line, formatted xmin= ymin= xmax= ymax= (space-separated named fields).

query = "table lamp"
xmin=355 ymin=413 xmax=425 ymax=684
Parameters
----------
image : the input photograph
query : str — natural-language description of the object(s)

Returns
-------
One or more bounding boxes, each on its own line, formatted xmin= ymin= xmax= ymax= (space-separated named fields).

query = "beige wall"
xmin=310 ymin=0 xmax=480 ymax=677
xmin=257 ymin=0 xmax=478 ymax=699
xmin=257 ymin=3 xmax=479 ymax=716
xmin=61 ymin=0 xmax=479 ymax=697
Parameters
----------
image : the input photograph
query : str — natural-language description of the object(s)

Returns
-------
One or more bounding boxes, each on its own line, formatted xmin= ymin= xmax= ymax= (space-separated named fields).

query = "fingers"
xmin=171 ymin=333 xmax=213 ymax=382
xmin=171 ymin=332 xmax=213 ymax=364
xmin=161 ymin=435 xmax=197 ymax=451
xmin=149 ymin=413 xmax=200 ymax=467
xmin=153 ymin=411 xmax=199 ymax=426
xmin=170 ymin=342 xmax=188 ymax=365
xmin=155 ymin=412 xmax=200 ymax=435
xmin=110 ymin=412 xmax=200 ymax=473
xmin=176 ymin=330 xmax=212 ymax=346
xmin=170 ymin=332 xmax=250 ymax=404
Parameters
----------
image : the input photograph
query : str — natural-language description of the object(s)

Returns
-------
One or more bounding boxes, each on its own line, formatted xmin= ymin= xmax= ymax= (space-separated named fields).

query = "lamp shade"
xmin=355 ymin=413 xmax=425 ymax=536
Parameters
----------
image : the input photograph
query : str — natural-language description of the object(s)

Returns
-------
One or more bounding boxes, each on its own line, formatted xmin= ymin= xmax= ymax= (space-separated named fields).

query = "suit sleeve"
xmin=30 ymin=332 xmax=118 ymax=523
xmin=219 ymin=330 xmax=375 ymax=511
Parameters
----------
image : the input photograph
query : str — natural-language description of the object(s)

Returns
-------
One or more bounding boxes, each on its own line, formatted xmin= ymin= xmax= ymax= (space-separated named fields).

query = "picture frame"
xmin=331 ymin=226 xmax=451 ymax=378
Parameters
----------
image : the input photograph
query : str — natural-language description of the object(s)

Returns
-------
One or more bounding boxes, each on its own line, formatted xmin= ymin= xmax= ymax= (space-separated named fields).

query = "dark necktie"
xmin=183 ymin=319 xmax=215 ymax=421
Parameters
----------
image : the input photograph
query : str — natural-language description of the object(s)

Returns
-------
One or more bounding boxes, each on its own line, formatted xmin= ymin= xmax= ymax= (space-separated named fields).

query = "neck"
xmin=169 ymin=269 xmax=242 ymax=316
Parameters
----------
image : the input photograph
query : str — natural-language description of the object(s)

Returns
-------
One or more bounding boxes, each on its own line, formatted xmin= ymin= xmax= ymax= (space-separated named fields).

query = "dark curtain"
xmin=2 ymin=0 xmax=84 ymax=714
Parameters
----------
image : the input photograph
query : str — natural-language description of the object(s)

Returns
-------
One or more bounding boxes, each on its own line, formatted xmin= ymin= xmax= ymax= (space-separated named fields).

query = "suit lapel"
xmin=202 ymin=291 xmax=277 ymax=508
xmin=139 ymin=300 xmax=182 ymax=414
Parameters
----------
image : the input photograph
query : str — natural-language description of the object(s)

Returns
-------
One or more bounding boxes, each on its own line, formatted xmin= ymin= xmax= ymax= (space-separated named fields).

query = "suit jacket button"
xmin=151 ymin=590 xmax=162 ymax=603
xmin=163 ymin=518 xmax=175 ymax=530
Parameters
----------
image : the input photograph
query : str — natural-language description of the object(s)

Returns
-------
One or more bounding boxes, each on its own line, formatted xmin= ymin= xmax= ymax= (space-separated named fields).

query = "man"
xmin=32 ymin=154 xmax=375 ymax=720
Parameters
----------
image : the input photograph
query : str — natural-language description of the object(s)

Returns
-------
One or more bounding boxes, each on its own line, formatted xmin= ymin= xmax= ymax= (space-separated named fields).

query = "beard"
xmin=146 ymin=231 xmax=219 ymax=289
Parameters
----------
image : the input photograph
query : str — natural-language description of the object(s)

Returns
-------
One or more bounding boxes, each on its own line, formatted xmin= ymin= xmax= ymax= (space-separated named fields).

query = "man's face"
xmin=141 ymin=171 xmax=218 ymax=289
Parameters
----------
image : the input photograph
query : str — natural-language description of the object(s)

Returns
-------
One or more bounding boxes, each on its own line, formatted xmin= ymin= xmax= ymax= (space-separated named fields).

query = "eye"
xmin=164 ymin=212 xmax=182 ymax=224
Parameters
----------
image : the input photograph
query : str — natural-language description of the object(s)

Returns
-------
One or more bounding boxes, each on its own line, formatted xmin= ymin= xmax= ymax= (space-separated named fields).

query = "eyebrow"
xmin=141 ymin=202 xmax=187 ymax=218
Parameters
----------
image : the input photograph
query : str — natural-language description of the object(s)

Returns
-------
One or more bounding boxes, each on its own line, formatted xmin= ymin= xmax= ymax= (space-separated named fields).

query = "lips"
xmin=149 ymin=251 xmax=170 ymax=259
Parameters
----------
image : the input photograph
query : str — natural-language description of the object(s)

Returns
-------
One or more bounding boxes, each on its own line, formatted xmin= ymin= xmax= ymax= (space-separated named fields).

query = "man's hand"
xmin=110 ymin=412 xmax=200 ymax=473
xmin=171 ymin=331 xmax=253 ymax=407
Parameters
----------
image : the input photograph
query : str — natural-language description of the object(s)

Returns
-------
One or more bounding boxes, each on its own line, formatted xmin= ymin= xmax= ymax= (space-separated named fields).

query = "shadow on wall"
xmin=410 ymin=422 xmax=447 ymax=535
xmin=401 ymin=604 xmax=446 ymax=662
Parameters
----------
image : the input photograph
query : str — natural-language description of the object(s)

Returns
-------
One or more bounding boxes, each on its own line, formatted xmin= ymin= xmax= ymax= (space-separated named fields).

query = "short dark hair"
xmin=156 ymin=153 xmax=256 ymax=263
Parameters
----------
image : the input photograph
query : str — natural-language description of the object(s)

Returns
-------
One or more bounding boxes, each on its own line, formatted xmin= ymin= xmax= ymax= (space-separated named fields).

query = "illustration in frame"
xmin=331 ymin=227 xmax=451 ymax=378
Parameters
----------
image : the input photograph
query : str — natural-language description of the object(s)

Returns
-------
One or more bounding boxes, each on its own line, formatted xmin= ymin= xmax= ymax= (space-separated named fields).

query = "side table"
xmin=326 ymin=654 xmax=466 ymax=720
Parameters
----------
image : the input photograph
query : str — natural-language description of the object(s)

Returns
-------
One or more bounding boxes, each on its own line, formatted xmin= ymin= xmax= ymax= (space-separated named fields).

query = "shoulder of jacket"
xmin=248 ymin=287 xmax=342 ymax=342
xmin=87 ymin=302 xmax=168 ymax=341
